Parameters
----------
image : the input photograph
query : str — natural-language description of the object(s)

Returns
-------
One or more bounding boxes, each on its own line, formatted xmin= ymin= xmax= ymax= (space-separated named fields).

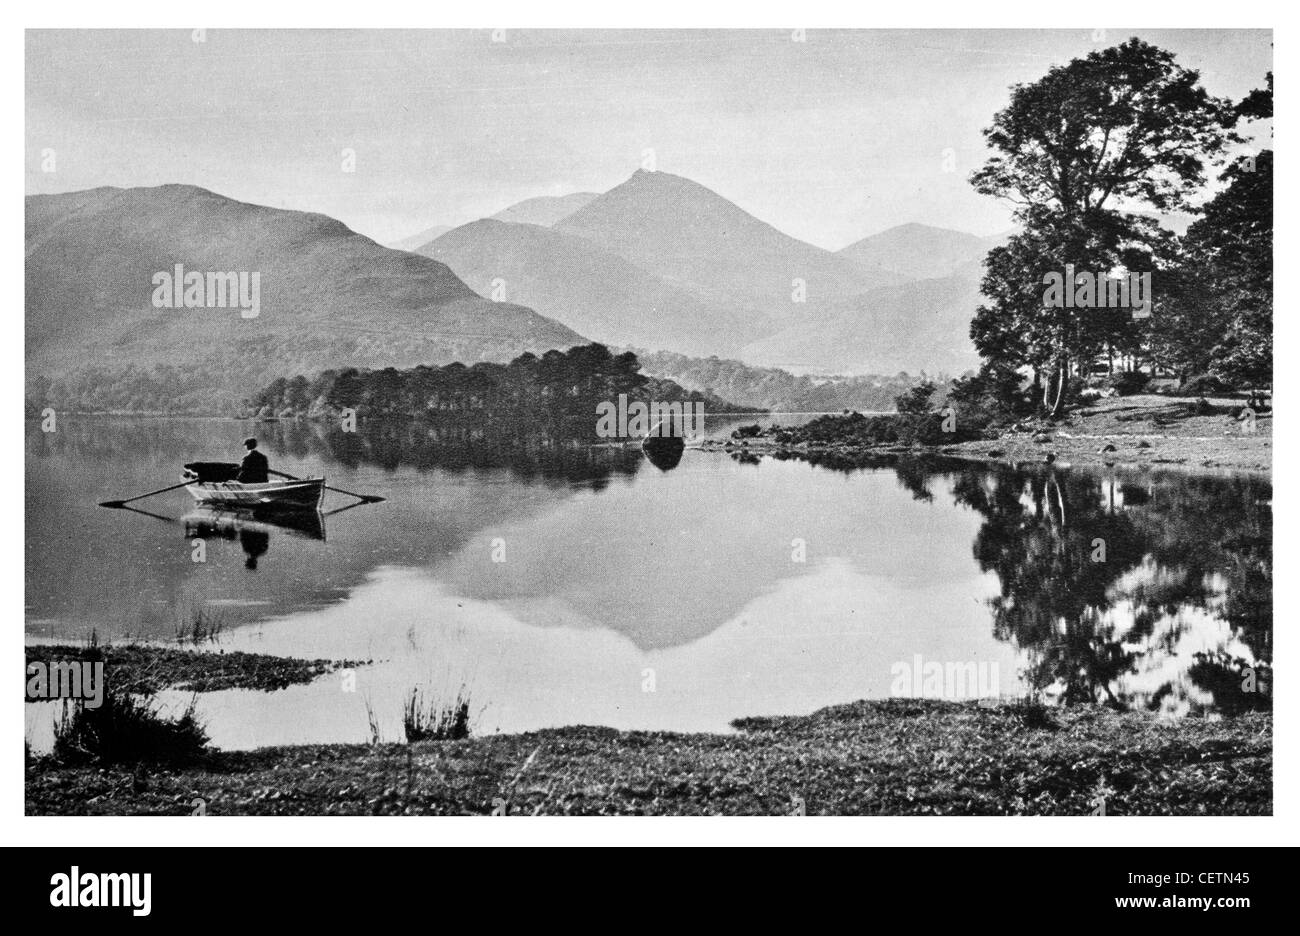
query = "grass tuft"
xmin=173 ymin=603 xmax=226 ymax=645
xmin=403 ymin=685 xmax=472 ymax=742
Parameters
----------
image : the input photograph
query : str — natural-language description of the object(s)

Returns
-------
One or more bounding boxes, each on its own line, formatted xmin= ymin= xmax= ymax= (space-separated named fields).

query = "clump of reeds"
xmin=173 ymin=603 xmax=226 ymax=645
xmin=402 ymin=684 xmax=472 ymax=742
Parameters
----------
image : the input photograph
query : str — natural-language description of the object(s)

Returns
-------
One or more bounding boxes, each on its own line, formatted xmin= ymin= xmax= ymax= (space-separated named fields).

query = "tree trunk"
xmin=1048 ymin=357 xmax=1067 ymax=417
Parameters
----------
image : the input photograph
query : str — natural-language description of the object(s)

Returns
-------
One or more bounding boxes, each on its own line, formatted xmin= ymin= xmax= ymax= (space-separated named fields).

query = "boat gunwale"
xmin=184 ymin=476 xmax=326 ymax=511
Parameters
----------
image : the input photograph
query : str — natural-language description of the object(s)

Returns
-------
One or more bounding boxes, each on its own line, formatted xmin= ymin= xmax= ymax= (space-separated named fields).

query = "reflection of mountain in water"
xmin=433 ymin=449 xmax=983 ymax=651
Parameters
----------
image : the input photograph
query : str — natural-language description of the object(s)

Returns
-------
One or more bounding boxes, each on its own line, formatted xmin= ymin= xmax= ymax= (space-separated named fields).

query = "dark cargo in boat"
xmin=184 ymin=462 xmax=241 ymax=483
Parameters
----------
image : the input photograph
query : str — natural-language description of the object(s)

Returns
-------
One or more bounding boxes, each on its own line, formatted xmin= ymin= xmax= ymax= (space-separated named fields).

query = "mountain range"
xmin=26 ymin=185 xmax=583 ymax=412
xmin=27 ymin=171 xmax=1010 ymax=416
xmin=414 ymin=171 xmax=997 ymax=372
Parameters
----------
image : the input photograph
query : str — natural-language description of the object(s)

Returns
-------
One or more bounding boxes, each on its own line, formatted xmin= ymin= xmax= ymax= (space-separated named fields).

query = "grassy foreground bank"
xmin=26 ymin=699 xmax=1270 ymax=816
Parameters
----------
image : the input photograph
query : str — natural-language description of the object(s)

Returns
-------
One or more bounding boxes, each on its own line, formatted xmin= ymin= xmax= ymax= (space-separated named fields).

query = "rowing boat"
xmin=184 ymin=477 xmax=326 ymax=511
xmin=181 ymin=462 xmax=325 ymax=511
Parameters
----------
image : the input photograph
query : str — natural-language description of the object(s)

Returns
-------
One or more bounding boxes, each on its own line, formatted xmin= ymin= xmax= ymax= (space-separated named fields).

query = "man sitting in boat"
xmin=236 ymin=438 xmax=270 ymax=484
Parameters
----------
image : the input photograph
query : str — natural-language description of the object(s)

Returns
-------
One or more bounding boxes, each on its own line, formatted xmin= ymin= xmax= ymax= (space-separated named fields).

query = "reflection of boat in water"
xmin=182 ymin=462 xmax=325 ymax=511
xmin=183 ymin=506 xmax=325 ymax=571
xmin=183 ymin=506 xmax=326 ymax=543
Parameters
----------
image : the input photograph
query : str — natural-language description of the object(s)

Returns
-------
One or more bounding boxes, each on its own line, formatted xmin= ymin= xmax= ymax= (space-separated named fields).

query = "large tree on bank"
xmin=969 ymin=39 xmax=1240 ymax=414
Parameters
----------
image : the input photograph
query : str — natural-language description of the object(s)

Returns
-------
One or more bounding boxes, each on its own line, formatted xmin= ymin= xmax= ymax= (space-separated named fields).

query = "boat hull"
xmin=185 ymin=478 xmax=325 ymax=511
xmin=641 ymin=434 xmax=685 ymax=471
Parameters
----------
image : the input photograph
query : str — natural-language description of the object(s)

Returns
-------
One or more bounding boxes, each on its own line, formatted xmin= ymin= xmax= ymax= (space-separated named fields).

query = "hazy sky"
xmin=26 ymin=29 xmax=1271 ymax=250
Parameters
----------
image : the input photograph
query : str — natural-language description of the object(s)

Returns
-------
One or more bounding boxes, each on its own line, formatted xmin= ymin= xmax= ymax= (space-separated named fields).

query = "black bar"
xmin=13 ymin=846 xmax=1277 ymax=922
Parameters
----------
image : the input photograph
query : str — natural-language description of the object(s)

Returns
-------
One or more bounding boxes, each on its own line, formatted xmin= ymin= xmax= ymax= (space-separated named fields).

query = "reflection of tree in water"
xmin=269 ymin=418 xmax=643 ymax=490
xmin=766 ymin=450 xmax=936 ymax=502
xmin=949 ymin=465 xmax=1271 ymax=716
xmin=750 ymin=449 xmax=1271 ymax=716
xmin=28 ymin=415 xmax=644 ymax=490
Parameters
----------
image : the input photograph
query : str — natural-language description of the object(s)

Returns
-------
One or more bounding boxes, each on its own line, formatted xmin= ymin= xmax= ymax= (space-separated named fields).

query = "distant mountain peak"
xmin=551 ymin=167 xmax=906 ymax=328
xmin=620 ymin=167 xmax=725 ymax=197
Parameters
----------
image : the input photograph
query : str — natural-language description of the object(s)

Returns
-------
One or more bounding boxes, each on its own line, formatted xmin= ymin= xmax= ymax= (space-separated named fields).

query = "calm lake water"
xmin=25 ymin=417 xmax=1272 ymax=750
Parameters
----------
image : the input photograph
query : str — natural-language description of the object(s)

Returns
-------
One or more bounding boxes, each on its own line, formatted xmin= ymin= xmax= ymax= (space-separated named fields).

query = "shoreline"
xmin=26 ymin=696 xmax=1271 ymax=816
xmin=25 ymin=643 xmax=367 ymax=694
xmin=699 ymin=394 xmax=1272 ymax=475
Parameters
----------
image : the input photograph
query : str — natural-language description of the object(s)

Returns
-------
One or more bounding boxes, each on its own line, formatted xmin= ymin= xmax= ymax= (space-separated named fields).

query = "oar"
xmin=99 ymin=480 xmax=193 ymax=509
xmin=322 ymin=500 xmax=370 ymax=519
xmin=268 ymin=469 xmax=384 ymax=504
xmin=117 ymin=504 xmax=180 ymax=524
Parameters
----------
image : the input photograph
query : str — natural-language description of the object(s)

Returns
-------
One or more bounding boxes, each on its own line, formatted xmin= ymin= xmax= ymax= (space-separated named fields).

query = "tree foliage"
xmin=1181 ymin=150 xmax=1273 ymax=388
xmin=968 ymin=39 xmax=1247 ymax=411
xmin=246 ymin=344 xmax=759 ymax=421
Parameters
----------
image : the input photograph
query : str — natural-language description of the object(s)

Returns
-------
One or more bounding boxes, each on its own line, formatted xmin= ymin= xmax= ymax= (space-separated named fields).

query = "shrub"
xmin=1106 ymin=371 xmax=1150 ymax=396
xmin=1181 ymin=373 xmax=1234 ymax=397
xmin=947 ymin=366 xmax=1032 ymax=430
xmin=53 ymin=687 xmax=209 ymax=766
xmin=780 ymin=411 xmax=980 ymax=446
xmin=894 ymin=381 xmax=938 ymax=415
xmin=1013 ymin=695 xmax=1057 ymax=731
xmin=1061 ymin=376 xmax=1089 ymax=407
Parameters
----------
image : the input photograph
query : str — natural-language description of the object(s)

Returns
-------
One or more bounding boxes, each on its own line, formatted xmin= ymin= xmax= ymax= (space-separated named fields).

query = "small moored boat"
xmin=641 ymin=414 xmax=687 ymax=469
